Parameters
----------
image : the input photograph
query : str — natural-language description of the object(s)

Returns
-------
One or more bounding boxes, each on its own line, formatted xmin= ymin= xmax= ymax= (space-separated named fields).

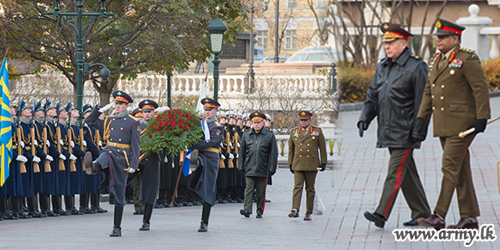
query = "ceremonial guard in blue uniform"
xmin=137 ymin=100 xmax=161 ymax=231
xmin=16 ymin=101 xmax=35 ymax=219
xmin=189 ymin=98 xmax=224 ymax=232
xmin=31 ymin=101 xmax=50 ymax=218
xmin=85 ymin=91 xmax=141 ymax=237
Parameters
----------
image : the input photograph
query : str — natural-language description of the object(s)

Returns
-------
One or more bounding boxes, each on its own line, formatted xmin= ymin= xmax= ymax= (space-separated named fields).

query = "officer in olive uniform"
xmin=189 ymin=98 xmax=224 ymax=232
xmin=137 ymin=99 xmax=161 ymax=231
xmin=417 ymin=19 xmax=490 ymax=230
xmin=288 ymin=111 xmax=327 ymax=221
xmin=358 ymin=23 xmax=431 ymax=228
xmin=85 ymin=91 xmax=141 ymax=237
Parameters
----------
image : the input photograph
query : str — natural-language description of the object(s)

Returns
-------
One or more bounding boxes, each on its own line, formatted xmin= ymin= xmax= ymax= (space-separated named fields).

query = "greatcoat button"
xmin=440 ymin=96 xmax=444 ymax=100
xmin=432 ymin=107 xmax=435 ymax=110
xmin=441 ymin=107 xmax=444 ymax=111
xmin=441 ymin=85 xmax=445 ymax=88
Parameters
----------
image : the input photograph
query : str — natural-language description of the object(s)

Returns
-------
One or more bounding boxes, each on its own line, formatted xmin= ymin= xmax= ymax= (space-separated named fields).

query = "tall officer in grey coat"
xmin=85 ymin=91 xmax=141 ymax=237
xmin=358 ymin=23 xmax=431 ymax=228
xmin=137 ymin=100 xmax=160 ymax=231
xmin=238 ymin=112 xmax=278 ymax=219
xmin=189 ymin=98 xmax=224 ymax=232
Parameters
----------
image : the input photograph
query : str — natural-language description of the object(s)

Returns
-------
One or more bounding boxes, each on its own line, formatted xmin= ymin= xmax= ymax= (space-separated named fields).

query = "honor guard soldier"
xmin=130 ymin=107 xmax=145 ymax=214
xmin=137 ymin=99 xmax=161 ymax=231
xmin=43 ymin=101 xmax=66 ymax=216
xmin=85 ymin=91 xmax=141 ymax=237
xmin=288 ymin=111 xmax=327 ymax=221
xmin=417 ymin=19 xmax=491 ymax=230
xmin=81 ymin=104 xmax=107 ymax=213
xmin=358 ymin=23 xmax=431 ymax=228
xmin=189 ymin=98 xmax=224 ymax=232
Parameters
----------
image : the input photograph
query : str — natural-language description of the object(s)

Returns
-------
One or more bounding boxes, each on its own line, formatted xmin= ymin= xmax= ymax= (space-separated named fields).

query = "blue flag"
xmin=0 ymin=57 xmax=12 ymax=187
xmin=182 ymin=149 xmax=192 ymax=176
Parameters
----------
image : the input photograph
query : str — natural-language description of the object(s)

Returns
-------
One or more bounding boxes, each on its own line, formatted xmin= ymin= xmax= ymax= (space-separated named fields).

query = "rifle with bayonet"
xmin=79 ymin=116 xmax=86 ymax=172
xmin=55 ymin=107 xmax=65 ymax=171
xmin=16 ymin=120 xmax=27 ymax=174
xmin=67 ymin=122 xmax=76 ymax=172
xmin=30 ymin=102 xmax=40 ymax=173
xmin=42 ymin=117 xmax=51 ymax=172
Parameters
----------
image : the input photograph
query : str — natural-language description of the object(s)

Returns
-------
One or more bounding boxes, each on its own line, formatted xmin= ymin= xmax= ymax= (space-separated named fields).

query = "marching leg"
xmin=198 ymin=202 xmax=211 ymax=232
xmin=139 ymin=203 xmax=154 ymax=231
xmin=110 ymin=205 xmax=124 ymax=237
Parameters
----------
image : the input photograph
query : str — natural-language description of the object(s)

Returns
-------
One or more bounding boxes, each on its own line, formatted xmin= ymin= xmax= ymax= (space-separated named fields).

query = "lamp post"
xmin=46 ymin=0 xmax=114 ymax=113
xmin=274 ymin=0 xmax=279 ymax=63
xmin=248 ymin=0 xmax=269 ymax=94
xmin=205 ymin=17 xmax=228 ymax=102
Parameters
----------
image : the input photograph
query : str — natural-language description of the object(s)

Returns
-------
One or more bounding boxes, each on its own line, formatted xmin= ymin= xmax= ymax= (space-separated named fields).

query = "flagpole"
xmin=4 ymin=45 xmax=10 ymax=58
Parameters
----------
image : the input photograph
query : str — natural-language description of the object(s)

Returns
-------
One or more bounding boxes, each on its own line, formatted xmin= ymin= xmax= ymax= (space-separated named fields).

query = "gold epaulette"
xmin=460 ymin=47 xmax=475 ymax=54
xmin=215 ymin=122 xmax=221 ymax=126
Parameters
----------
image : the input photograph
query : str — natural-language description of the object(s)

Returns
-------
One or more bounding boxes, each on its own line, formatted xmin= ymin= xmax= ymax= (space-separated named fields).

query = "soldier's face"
xmin=252 ymin=120 xmax=264 ymax=132
xmin=265 ymin=120 xmax=271 ymax=127
xmin=143 ymin=110 xmax=155 ymax=120
xmin=71 ymin=109 xmax=80 ymax=119
xmin=437 ymin=35 xmax=459 ymax=53
xmin=46 ymin=108 xmax=56 ymax=118
xmin=299 ymin=119 xmax=311 ymax=128
xmin=34 ymin=110 xmax=45 ymax=119
xmin=385 ymin=39 xmax=406 ymax=61
xmin=59 ymin=110 xmax=69 ymax=119
xmin=204 ymin=108 xmax=217 ymax=119
xmin=229 ymin=118 xmax=236 ymax=125
xmin=115 ymin=102 xmax=128 ymax=113
xmin=245 ymin=120 xmax=252 ymax=127
xmin=236 ymin=119 xmax=242 ymax=126
xmin=21 ymin=108 xmax=32 ymax=119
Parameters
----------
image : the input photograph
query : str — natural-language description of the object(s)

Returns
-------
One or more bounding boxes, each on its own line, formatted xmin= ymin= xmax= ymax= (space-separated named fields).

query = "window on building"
xmin=257 ymin=30 xmax=268 ymax=50
xmin=284 ymin=30 xmax=296 ymax=50
xmin=316 ymin=0 xmax=328 ymax=8
xmin=286 ymin=0 xmax=297 ymax=9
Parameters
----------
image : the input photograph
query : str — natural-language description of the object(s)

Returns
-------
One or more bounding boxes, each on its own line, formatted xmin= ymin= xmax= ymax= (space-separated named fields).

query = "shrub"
xmin=338 ymin=66 xmax=375 ymax=103
xmin=482 ymin=58 xmax=500 ymax=91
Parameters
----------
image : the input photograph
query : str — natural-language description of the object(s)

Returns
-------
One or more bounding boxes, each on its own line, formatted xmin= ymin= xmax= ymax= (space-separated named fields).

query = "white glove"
xmin=220 ymin=142 xmax=224 ymax=147
xmin=59 ymin=139 xmax=64 ymax=146
xmin=46 ymin=155 xmax=54 ymax=162
xmin=20 ymin=141 xmax=25 ymax=148
xmin=98 ymin=141 xmax=103 ymax=147
xmin=99 ymin=102 xmax=114 ymax=113
xmin=59 ymin=154 xmax=67 ymax=160
xmin=237 ymin=142 xmax=240 ymax=148
xmin=154 ymin=106 xmax=170 ymax=113
xmin=33 ymin=156 xmax=41 ymax=163
xmin=220 ymin=154 xmax=226 ymax=160
xmin=70 ymin=141 xmax=75 ymax=148
xmin=229 ymin=153 xmax=234 ymax=159
xmin=236 ymin=154 xmax=239 ymax=158
xmin=69 ymin=154 xmax=77 ymax=161
xmin=128 ymin=168 xmax=136 ymax=173
xmin=229 ymin=142 xmax=233 ymax=147
xmin=82 ymin=141 xmax=87 ymax=147
xmin=34 ymin=140 xmax=38 ymax=147
xmin=46 ymin=140 xmax=51 ymax=147
xmin=16 ymin=155 xmax=28 ymax=163
xmin=164 ymin=156 xmax=169 ymax=163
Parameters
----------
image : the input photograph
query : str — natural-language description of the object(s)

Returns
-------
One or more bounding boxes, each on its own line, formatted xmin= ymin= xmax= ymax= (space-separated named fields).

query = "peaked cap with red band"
xmin=433 ymin=18 xmax=465 ymax=36
xmin=380 ymin=22 xmax=413 ymax=43
xmin=201 ymin=98 xmax=220 ymax=110
xmin=139 ymin=99 xmax=158 ymax=111
xmin=298 ymin=111 xmax=313 ymax=120
xmin=249 ymin=111 xmax=266 ymax=122
xmin=113 ymin=90 xmax=133 ymax=104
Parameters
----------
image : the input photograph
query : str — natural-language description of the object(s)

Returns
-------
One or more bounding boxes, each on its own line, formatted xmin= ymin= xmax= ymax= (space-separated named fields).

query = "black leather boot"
xmin=53 ymin=195 xmax=67 ymax=215
xmin=139 ymin=203 xmax=154 ymax=231
xmin=13 ymin=197 xmax=32 ymax=219
xmin=110 ymin=206 xmax=124 ymax=237
xmin=198 ymin=202 xmax=211 ymax=232
xmin=79 ymin=194 xmax=94 ymax=214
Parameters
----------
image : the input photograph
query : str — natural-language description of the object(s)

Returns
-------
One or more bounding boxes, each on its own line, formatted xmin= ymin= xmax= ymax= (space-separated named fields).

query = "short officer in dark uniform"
xmin=189 ymin=98 xmax=224 ymax=232
xmin=85 ymin=91 xmax=141 ymax=237
xmin=358 ymin=22 xmax=431 ymax=228
xmin=137 ymin=99 xmax=161 ymax=231
xmin=417 ymin=19 xmax=490 ymax=230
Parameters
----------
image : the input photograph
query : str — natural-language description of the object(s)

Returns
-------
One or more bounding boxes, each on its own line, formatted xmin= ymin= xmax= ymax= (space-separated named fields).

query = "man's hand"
xmin=319 ymin=164 xmax=326 ymax=172
xmin=33 ymin=156 xmax=41 ymax=163
xmin=471 ymin=119 xmax=487 ymax=134
xmin=220 ymin=154 xmax=226 ymax=160
xmin=128 ymin=168 xmax=136 ymax=173
xmin=99 ymin=102 xmax=115 ymax=113
xmin=289 ymin=165 xmax=294 ymax=174
xmin=357 ymin=120 xmax=368 ymax=138
xmin=59 ymin=139 xmax=64 ymax=146
xmin=16 ymin=155 xmax=28 ymax=163
xmin=98 ymin=141 xmax=103 ymax=147
xmin=45 ymin=155 xmax=54 ymax=162
xmin=69 ymin=154 xmax=77 ymax=161
xmin=413 ymin=117 xmax=429 ymax=143
xmin=59 ymin=154 xmax=67 ymax=160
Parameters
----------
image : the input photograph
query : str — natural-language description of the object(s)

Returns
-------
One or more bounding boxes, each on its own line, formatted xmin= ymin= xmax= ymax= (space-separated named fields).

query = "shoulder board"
xmin=459 ymin=47 xmax=475 ymax=54
xmin=128 ymin=115 xmax=139 ymax=121
xmin=410 ymin=53 xmax=421 ymax=60
xmin=215 ymin=122 xmax=221 ymax=126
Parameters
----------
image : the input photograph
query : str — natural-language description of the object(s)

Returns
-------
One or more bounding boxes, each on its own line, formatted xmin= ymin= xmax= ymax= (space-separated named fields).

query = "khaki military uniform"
xmin=418 ymin=47 xmax=491 ymax=218
xmin=288 ymin=126 xmax=327 ymax=215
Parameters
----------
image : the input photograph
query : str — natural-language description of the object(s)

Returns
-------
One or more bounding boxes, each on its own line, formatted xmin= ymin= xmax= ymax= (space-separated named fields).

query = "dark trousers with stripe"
xmin=243 ymin=177 xmax=267 ymax=215
xmin=375 ymin=148 xmax=431 ymax=220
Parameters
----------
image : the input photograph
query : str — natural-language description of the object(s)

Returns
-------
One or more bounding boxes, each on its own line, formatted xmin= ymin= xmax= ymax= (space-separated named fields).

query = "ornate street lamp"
xmin=248 ymin=0 xmax=270 ymax=94
xmin=205 ymin=17 xmax=227 ymax=102
xmin=46 ymin=0 xmax=114 ymax=113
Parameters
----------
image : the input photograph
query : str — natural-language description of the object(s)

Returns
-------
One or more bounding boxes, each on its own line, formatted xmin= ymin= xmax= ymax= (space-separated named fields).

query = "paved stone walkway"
xmin=1 ymin=97 xmax=500 ymax=249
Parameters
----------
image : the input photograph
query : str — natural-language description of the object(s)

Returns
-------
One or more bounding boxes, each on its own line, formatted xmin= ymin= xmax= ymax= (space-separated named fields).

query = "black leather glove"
xmin=471 ymin=119 xmax=487 ymax=134
xmin=319 ymin=164 xmax=326 ymax=171
xmin=412 ymin=117 xmax=429 ymax=143
xmin=269 ymin=171 xmax=275 ymax=176
xmin=357 ymin=120 xmax=368 ymax=138
xmin=289 ymin=165 xmax=294 ymax=174
xmin=238 ymin=170 xmax=244 ymax=177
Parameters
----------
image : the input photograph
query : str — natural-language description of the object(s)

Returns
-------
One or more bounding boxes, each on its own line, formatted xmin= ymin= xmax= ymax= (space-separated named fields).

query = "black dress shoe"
xmin=69 ymin=207 xmax=84 ymax=215
xmin=403 ymin=218 xmax=420 ymax=226
xmin=139 ymin=222 xmax=150 ymax=231
xmin=55 ymin=208 xmax=68 ymax=216
xmin=45 ymin=210 xmax=59 ymax=217
xmin=16 ymin=211 xmax=32 ymax=219
xmin=198 ymin=222 xmax=208 ymax=232
xmin=110 ymin=226 xmax=121 ymax=237
xmin=133 ymin=210 xmax=144 ymax=215
xmin=154 ymin=203 xmax=164 ymax=209
xmin=240 ymin=209 xmax=251 ymax=218
xmin=92 ymin=206 xmax=108 ymax=213
xmin=265 ymin=199 xmax=271 ymax=203
xmin=80 ymin=207 xmax=95 ymax=214
xmin=364 ymin=211 xmax=385 ymax=228
xmin=29 ymin=211 xmax=44 ymax=218
xmin=256 ymin=214 xmax=263 ymax=219
xmin=3 ymin=211 xmax=18 ymax=220
xmin=183 ymin=202 xmax=193 ymax=206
